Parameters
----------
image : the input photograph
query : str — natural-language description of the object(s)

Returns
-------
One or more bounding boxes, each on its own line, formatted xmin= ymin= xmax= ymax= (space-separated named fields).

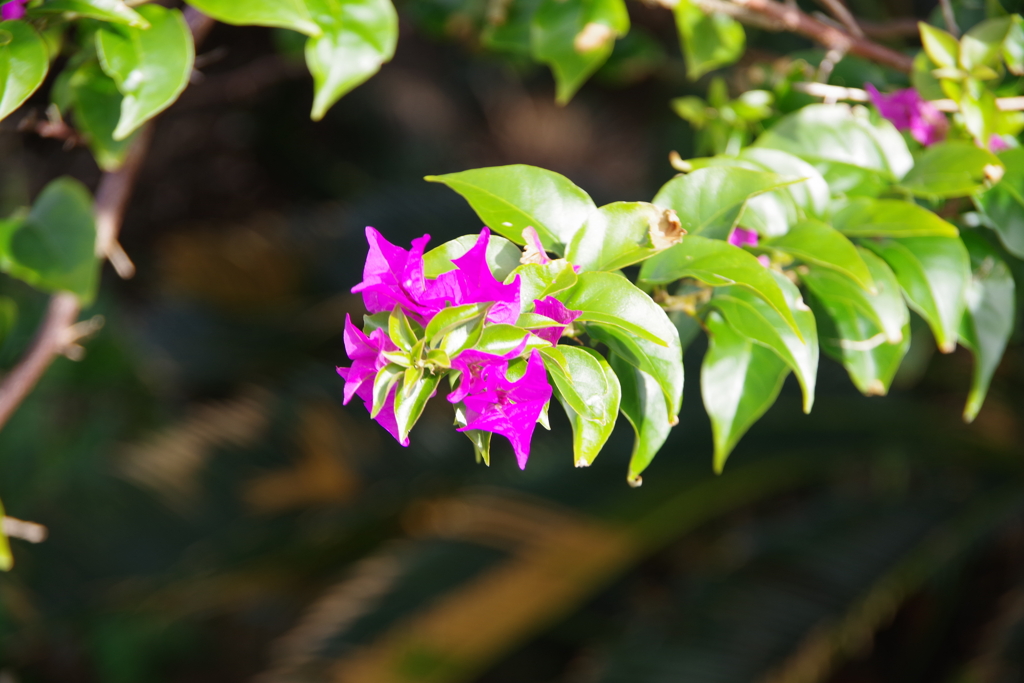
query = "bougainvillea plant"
xmin=0 ymin=0 xmax=1023 ymax=564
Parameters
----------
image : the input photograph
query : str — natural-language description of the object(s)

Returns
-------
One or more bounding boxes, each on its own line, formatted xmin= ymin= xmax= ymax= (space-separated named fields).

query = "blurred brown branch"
xmin=0 ymin=8 xmax=217 ymax=435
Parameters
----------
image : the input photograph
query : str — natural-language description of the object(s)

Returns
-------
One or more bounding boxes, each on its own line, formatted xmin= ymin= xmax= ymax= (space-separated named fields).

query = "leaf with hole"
xmin=184 ymin=0 xmax=320 ymax=35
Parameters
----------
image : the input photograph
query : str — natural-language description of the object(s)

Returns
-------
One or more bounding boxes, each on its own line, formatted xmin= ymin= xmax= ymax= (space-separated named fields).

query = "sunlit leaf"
xmin=900 ymin=142 xmax=1002 ymax=198
xmin=674 ymin=0 xmax=744 ymax=80
xmin=0 ymin=19 xmax=49 ymax=123
xmin=185 ymin=0 xmax=321 ymax=35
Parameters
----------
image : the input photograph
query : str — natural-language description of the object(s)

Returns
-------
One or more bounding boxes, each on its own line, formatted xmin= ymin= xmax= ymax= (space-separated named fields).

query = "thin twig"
xmin=730 ymin=0 xmax=914 ymax=72
xmin=0 ymin=9 xmax=216 ymax=435
xmin=939 ymin=0 xmax=960 ymax=37
xmin=793 ymin=82 xmax=1024 ymax=111
xmin=811 ymin=0 xmax=864 ymax=37
xmin=858 ymin=17 xmax=921 ymax=40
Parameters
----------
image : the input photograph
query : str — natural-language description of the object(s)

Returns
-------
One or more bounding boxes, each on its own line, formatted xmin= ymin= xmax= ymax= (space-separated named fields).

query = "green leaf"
xmin=957 ymin=232 xmax=1015 ymax=423
xmin=426 ymin=165 xmax=596 ymax=253
xmin=394 ymin=372 xmax=441 ymax=442
xmin=911 ymin=51 xmax=945 ymax=100
xmin=959 ymin=16 xmax=1010 ymax=71
xmin=674 ymin=0 xmax=744 ymax=80
xmin=862 ymin=236 xmax=970 ymax=353
xmin=640 ymin=235 xmax=802 ymax=338
xmin=919 ymin=21 xmax=960 ymax=70
xmin=565 ymin=201 xmax=666 ymax=272
xmin=561 ymin=271 xmax=684 ymax=416
xmin=833 ymin=198 xmax=960 ymax=238
xmin=422 ymin=233 xmax=522 ymax=281
xmin=802 ymin=250 xmax=910 ymax=396
xmin=801 ymin=247 xmax=909 ymax=346
xmin=531 ymin=0 xmax=629 ymax=104
xmin=0 ymin=19 xmax=49 ymax=123
xmin=424 ymin=303 xmax=489 ymax=355
xmin=0 ymin=497 xmax=11 ymax=571
xmin=184 ymin=0 xmax=321 ymax=36
xmin=0 ymin=177 xmax=100 ymax=303
xmin=609 ymin=353 xmax=671 ymax=484
xmin=709 ymin=270 xmax=818 ymax=413
xmin=974 ymin=147 xmax=1024 ymax=259
xmin=540 ymin=344 xmax=611 ymax=421
xmin=702 ymin=311 xmax=789 ymax=473
xmin=754 ymin=104 xmax=913 ymax=196
xmin=388 ymin=307 xmax=419 ymax=351
xmin=370 ymin=363 xmax=403 ymax=418
xmin=900 ymin=141 xmax=1002 ymax=198
xmin=29 ymin=0 xmax=149 ymax=28
xmin=511 ymin=260 xmax=579 ymax=309
xmin=1003 ymin=15 xmax=1024 ymax=75
xmin=67 ymin=59 xmax=138 ymax=171
xmin=304 ymin=0 xmax=398 ymax=121
xmin=463 ymin=428 xmax=492 ymax=465
xmin=764 ymin=219 xmax=874 ymax=291
xmin=96 ymin=4 xmax=194 ymax=140
xmin=738 ymin=148 xmax=830 ymax=219
xmin=652 ymin=167 xmax=794 ymax=241
xmin=548 ymin=347 xmax=620 ymax=467
xmin=475 ymin=324 xmax=550 ymax=356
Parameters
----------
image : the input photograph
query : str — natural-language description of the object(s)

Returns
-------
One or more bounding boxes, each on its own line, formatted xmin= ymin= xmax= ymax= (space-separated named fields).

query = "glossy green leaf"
xmin=96 ymin=4 xmax=194 ymax=140
xmin=738 ymin=147 xmax=830 ymax=219
xmin=640 ymin=235 xmax=801 ymax=337
xmin=540 ymin=344 xmax=610 ymax=421
xmin=754 ymin=104 xmax=913 ymax=196
xmin=800 ymin=247 xmax=908 ymax=346
xmin=802 ymin=250 xmax=910 ymax=396
xmin=426 ymin=165 xmax=596 ymax=252
xmin=475 ymin=324 xmax=550 ymax=356
xmin=510 ymin=260 xmax=579 ymax=310
xmin=184 ymin=0 xmax=321 ymax=35
xmin=0 ymin=497 xmax=10 ymax=571
xmin=919 ymin=22 xmax=960 ymax=69
xmin=974 ymin=147 xmax=1024 ymax=258
xmin=566 ymin=202 xmax=666 ymax=272
xmin=425 ymin=303 xmax=489 ymax=354
xmin=531 ymin=0 xmax=629 ymax=104
xmin=674 ymin=0 xmax=744 ymax=80
xmin=900 ymin=141 xmax=1002 ymax=198
xmin=304 ymin=0 xmax=398 ymax=120
xmin=67 ymin=59 xmax=138 ymax=171
xmin=0 ymin=177 xmax=100 ymax=303
xmin=702 ymin=311 xmax=789 ymax=473
xmin=911 ymin=51 xmax=945 ymax=100
xmin=709 ymin=270 xmax=818 ymax=413
xmin=652 ymin=167 xmax=793 ymax=241
xmin=561 ymin=271 xmax=684 ymax=416
xmin=958 ymin=232 xmax=1015 ymax=423
xmin=764 ymin=219 xmax=874 ymax=291
xmin=959 ymin=16 xmax=1010 ymax=71
xmin=29 ymin=0 xmax=149 ymax=27
xmin=388 ymin=307 xmax=419 ymax=351
xmin=1003 ymin=15 xmax=1024 ymax=75
xmin=609 ymin=353 xmax=671 ymax=483
xmin=833 ymin=198 xmax=960 ymax=238
xmin=394 ymin=372 xmax=441 ymax=442
xmin=370 ymin=363 xmax=403 ymax=418
xmin=423 ymin=233 xmax=522 ymax=281
xmin=0 ymin=20 xmax=49 ymax=123
xmin=862 ymin=236 xmax=970 ymax=353
xmin=549 ymin=346 xmax=620 ymax=467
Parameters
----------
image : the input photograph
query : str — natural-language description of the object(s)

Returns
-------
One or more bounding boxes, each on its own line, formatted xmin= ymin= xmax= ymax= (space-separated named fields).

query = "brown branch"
xmin=811 ymin=0 xmax=863 ymax=38
xmin=858 ymin=17 xmax=921 ymax=40
xmin=730 ymin=0 xmax=915 ymax=72
xmin=0 ymin=8 xmax=217 ymax=435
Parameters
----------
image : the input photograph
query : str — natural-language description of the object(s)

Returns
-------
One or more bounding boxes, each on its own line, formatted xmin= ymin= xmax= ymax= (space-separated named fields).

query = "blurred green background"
xmin=1 ymin=8 xmax=1024 ymax=683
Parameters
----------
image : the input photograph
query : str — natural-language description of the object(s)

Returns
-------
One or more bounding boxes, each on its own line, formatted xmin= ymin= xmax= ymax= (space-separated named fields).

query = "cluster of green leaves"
xmin=0 ymin=0 xmax=398 ymax=172
xmin=427 ymin=94 xmax=1018 ymax=478
xmin=915 ymin=15 xmax=1024 ymax=145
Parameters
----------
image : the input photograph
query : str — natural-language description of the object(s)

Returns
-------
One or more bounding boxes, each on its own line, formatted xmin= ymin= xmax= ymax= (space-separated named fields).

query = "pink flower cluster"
xmin=338 ymin=227 xmax=580 ymax=468
xmin=865 ymin=85 xmax=948 ymax=146
xmin=1 ymin=0 xmax=27 ymax=20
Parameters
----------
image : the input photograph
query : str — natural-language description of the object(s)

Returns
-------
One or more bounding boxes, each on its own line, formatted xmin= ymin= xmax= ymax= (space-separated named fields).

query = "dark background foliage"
xmin=1 ymin=3 xmax=1023 ymax=682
